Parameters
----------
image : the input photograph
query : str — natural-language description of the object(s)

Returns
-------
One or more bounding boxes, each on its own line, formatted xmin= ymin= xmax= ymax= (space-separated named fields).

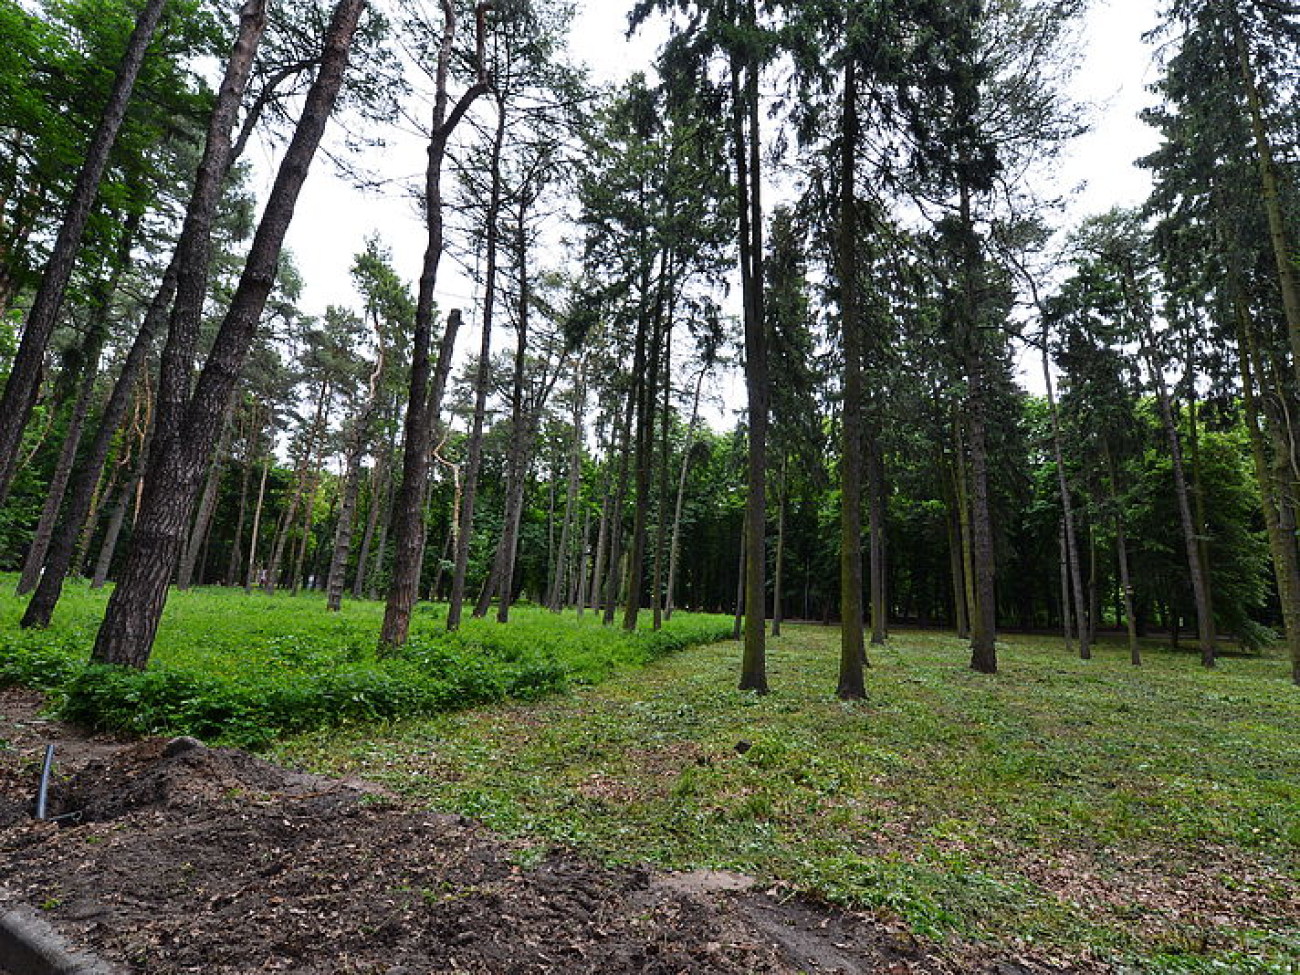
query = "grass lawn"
xmin=279 ymin=624 xmax=1300 ymax=972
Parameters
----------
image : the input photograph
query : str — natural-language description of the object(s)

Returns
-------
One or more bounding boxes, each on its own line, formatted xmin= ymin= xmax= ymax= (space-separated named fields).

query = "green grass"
xmin=0 ymin=577 xmax=732 ymax=747
xmin=4 ymin=579 xmax=1298 ymax=968
xmin=279 ymin=625 xmax=1300 ymax=971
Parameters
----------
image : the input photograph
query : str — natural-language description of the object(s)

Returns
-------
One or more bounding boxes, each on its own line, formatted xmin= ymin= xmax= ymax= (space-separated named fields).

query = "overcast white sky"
xmin=272 ymin=0 xmax=1165 ymax=407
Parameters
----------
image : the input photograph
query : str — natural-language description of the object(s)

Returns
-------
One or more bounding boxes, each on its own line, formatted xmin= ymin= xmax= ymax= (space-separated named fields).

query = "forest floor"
xmin=2 ymin=606 xmax=1298 ymax=972
xmin=5 ymin=685 xmax=1074 ymax=975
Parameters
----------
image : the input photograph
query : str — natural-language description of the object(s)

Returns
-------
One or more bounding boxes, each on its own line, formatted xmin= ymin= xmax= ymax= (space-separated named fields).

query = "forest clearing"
xmin=2 ymin=582 xmax=1298 ymax=972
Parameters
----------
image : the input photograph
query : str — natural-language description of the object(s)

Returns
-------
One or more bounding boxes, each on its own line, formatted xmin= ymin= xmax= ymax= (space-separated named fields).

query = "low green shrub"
xmin=1 ymin=584 xmax=730 ymax=749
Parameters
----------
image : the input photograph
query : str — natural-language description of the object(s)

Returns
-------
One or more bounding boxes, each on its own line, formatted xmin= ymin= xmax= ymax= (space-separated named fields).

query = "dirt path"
xmin=0 ymin=689 xmax=1094 ymax=973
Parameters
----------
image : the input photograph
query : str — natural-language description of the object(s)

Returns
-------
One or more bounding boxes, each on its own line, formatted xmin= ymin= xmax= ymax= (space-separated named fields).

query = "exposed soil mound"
xmin=48 ymin=737 xmax=351 ymax=823
xmin=0 ymin=691 xmax=1090 ymax=974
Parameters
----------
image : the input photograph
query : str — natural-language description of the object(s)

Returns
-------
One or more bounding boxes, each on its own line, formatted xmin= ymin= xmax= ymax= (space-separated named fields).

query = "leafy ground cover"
xmin=0 ymin=577 xmax=732 ymax=747
xmin=280 ymin=625 xmax=1300 ymax=972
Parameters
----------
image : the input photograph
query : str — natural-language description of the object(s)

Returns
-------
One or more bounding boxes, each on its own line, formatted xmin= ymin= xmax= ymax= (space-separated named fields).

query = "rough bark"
xmin=837 ymin=70 xmax=867 ymax=695
xmin=380 ymin=0 xmax=493 ymax=651
xmin=731 ymin=9 xmax=769 ymax=693
xmin=92 ymin=0 xmax=365 ymax=668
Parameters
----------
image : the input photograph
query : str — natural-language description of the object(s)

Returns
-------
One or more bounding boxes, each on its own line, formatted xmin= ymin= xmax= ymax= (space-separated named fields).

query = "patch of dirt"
xmin=0 ymin=690 xmax=1097 ymax=974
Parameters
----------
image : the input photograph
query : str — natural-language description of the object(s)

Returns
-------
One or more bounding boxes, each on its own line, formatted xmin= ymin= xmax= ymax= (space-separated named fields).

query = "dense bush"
xmin=0 ymin=585 xmax=734 ymax=749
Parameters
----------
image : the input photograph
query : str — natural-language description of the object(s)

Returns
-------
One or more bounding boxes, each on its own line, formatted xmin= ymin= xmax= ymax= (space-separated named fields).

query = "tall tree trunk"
xmin=772 ymin=460 xmax=786 ymax=638
xmin=867 ymin=434 xmax=888 ymax=646
xmin=91 ymin=0 xmax=364 ymax=668
xmin=1127 ymin=270 xmax=1216 ymax=667
xmin=731 ymin=7 xmax=769 ymax=693
xmin=1185 ymin=362 xmax=1216 ymax=645
xmin=20 ymin=263 xmax=179 ymax=630
xmin=17 ymin=203 xmax=138 ymax=597
xmin=177 ymin=405 xmax=234 ymax=590
xmin=1233 ymin=282 xmax=1300 ymax=684
xmin=244 ymin=453 xmax=271 ymax=592
xmin=664 ymin=363 xmax=707 ymax=622
xmin=92 ymin=472 xmax=137 ymax=589
xmin=266 ymin=383 xmax=329 ymax=593
xmin=836 ymin=51 xmax=867 ymax=696
xmin=0 ymin=0 xmax=171 ymax=506
xmin=326 ymin=326 xmax=385 ymax=611
xmin=549 ymin=359 xmax=585 ymax=612
xmin=1103 ymin=443 xmax=1140 ymax=666
xmin=1039 ymin=320 xmax=1089 ymax=658
xmin=225 ymin=408 xmax=253 ymax=585
xmin=380 ymin=0 xmax=492 ymax=652
xmin=943 ymin=450 xmax=971 ymax=638
xmin=622 ymin=252 xmax=665 ymax=631
xmin=958 ymin=180 xmax=997 ymax=674
xmin=573 ymin=507 xmax=591 ymax=613
xmin=368 ymin=460 xmax=397 ymax=601
xmin=588 ymin=482 xmax=610 ymax=615
xmin=1058 ymin=518 xmax=1074 ymax=654
xmin=447 ymin=104 xmax=505 ymax=630
xmin=651 ymin=306 xmax=675 ymax=631
xmin=17 ymin=327 xmax=104 ymax=595
xmin=478 ymin=206 xmax=551 ymax=623
xmin=602 ymin=389 xmax=636 ymax=624
xmin=291 ymin=468 xmax=321 ymax=594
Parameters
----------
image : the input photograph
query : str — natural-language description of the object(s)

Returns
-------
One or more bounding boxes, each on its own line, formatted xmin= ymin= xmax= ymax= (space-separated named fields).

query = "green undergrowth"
xmin=280 ymin=626 xmax=1300 ymax=970
xmin=0 ymin=577 xmax=733 ymax=748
